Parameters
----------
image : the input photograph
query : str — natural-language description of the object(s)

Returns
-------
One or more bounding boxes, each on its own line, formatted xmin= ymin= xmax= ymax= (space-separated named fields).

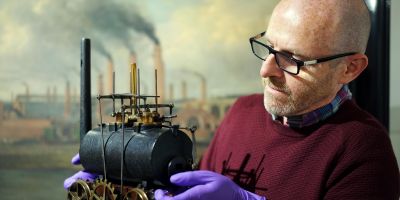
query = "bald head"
xmin=268 ymin=0 xmax=371 ymax=54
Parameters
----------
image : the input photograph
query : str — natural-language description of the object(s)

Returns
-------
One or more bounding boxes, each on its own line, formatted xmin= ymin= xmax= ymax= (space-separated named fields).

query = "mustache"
xmin=262 ymin=78 xmax=291 ymax=94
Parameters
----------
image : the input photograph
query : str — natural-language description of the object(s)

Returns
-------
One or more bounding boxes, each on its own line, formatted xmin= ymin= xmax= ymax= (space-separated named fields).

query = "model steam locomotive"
xmin=67 ymin=38 xmax=196 ymax=200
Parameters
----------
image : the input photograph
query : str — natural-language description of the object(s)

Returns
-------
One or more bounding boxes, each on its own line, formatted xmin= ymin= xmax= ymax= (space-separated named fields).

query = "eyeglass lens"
xmin=252 ymin=41 xmax=298 ymax=74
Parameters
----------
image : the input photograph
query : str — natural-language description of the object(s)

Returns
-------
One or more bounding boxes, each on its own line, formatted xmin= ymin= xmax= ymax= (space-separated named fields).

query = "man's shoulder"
xmin=332 ymin=100 xmax=387 ymax=134
xmin=325 ymin=100 xmax=389 ymax=151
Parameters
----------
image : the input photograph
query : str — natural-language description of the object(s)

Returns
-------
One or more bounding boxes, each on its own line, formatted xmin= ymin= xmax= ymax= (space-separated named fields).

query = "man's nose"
xmin=260 ymin=54 xmax=284 ymax=78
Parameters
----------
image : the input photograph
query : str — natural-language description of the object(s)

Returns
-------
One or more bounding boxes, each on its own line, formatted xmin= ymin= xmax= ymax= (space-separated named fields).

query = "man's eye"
xmin=280 ymin=51 xmax=293 ymax=58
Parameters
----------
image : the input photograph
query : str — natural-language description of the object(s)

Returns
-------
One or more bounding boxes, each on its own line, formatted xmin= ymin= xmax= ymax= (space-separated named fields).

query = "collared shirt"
xmin=272 ymin=85 xmax=352 ymax=128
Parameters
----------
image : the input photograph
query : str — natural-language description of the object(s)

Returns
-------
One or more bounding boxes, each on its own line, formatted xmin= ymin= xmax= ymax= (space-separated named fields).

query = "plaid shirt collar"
xmin=271 ymin=85 xmax=352 ymax=128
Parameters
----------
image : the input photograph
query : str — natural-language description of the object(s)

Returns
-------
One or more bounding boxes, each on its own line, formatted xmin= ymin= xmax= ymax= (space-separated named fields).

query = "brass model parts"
xmin=75 ymin=40 xmax=196 ymax=200
xmin=91 ymin=179 xmax=117 ymax=200
xmin=123 ymin=187 xmax=149 ymax=200
xmin=67 ymin=179 xmax=92 ymax=200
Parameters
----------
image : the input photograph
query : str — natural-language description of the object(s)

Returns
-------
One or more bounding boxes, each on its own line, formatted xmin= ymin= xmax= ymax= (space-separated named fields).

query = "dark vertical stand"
xmin=350 ymin=0 xmax=390 ymax=130
xmin=80 ymin=38 xmax=92 ymax=142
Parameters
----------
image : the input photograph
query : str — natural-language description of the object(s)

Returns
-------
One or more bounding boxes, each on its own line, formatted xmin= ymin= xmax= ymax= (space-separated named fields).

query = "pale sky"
xmin=0 ymin=0 xmax=279 ymax=101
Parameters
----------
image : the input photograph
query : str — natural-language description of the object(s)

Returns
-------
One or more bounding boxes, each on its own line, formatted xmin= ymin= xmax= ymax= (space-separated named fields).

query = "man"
xmin=155 ymin=0 xmax=399 ymax=199
xmin=66 ymin=0 xmax=400 ymax=199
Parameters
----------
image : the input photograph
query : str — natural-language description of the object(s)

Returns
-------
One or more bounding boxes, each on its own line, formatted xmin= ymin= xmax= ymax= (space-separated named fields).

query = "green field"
xmin=0 ymin=143 xmax=81 ymax=199
xmin=0 ymin=169 xmax=74 ymax=200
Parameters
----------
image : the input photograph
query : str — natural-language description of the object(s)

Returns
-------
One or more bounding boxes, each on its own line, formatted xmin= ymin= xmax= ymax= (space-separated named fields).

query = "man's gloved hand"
xmin=154 ymin=170 xmax=266 ymax=200
xmin=63 ymin=153 xmax=98 ymax=190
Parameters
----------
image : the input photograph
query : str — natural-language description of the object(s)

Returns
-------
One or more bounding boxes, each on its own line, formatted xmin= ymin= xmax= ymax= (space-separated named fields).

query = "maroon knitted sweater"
xmin=200 ymin=94 xmax=399 ymax=200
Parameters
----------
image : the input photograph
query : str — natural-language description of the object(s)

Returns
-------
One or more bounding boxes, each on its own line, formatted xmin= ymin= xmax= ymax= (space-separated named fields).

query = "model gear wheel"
xmin=67 ymin=179 xmax=92 ymax=200
xmin=123 ymin=187 xmax=149 ymax=200
xmin=91 ymin=179 xmax=117 ymax=200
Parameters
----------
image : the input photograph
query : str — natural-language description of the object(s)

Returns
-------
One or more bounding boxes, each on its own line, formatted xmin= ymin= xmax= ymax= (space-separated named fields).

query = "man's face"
xmin=261 ymin=6 xmax=343 ymax=116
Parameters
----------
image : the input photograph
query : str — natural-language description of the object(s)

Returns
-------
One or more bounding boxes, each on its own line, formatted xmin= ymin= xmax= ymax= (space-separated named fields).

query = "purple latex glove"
xmin=155 ymin=170 xmax=266 ymax=200
xmin=63 ymin=153 xmax=98 ymax=190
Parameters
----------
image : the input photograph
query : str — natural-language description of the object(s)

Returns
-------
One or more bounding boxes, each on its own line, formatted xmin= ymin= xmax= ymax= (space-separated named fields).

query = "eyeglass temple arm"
xmin=303 ymin=52 xmax=357 ymax=66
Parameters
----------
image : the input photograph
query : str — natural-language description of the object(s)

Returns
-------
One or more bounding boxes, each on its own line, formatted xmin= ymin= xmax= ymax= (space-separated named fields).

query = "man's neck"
xmin=272 ymin=85 xmax=352 ymax=128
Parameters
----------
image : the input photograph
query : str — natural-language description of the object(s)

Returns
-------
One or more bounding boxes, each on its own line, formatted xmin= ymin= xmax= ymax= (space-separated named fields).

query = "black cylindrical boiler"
xmin=80 ymin=124 xmax=193 ymax=186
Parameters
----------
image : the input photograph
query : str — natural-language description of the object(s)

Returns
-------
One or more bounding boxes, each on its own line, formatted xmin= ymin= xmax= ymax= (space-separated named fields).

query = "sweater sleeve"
xmin=324 ymin=128 xmax=400 ymax=200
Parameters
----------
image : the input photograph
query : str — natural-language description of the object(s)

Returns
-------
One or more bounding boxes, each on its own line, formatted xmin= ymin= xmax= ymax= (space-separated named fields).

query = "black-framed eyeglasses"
xmin=249 ymin=31 xmax=357 ymax=75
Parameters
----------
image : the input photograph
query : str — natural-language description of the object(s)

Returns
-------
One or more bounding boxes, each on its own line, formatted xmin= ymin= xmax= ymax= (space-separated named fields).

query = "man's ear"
xmin=338 ymin=53 xmax=368 ymax=84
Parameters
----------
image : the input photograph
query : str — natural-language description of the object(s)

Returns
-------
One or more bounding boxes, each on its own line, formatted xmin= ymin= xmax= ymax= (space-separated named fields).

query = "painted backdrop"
xmin=0 ymin=0 xmax=278 ymax=199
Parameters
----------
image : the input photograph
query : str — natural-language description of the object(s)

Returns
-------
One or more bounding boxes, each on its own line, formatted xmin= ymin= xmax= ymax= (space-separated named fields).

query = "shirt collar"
xmin=271 ymin=85 xmax=352 ymax=128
